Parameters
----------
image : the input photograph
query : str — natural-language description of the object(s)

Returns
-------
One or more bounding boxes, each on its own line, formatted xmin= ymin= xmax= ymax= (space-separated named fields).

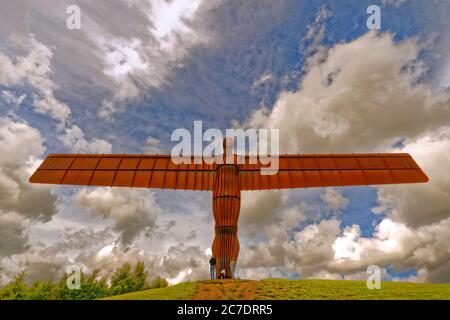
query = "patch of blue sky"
xmin=287 ymin=272 xmax=301 ymax=280
xmin=339 ymin=187 xmax=382 ymax=238
xmin=0 ymin=88 xmax=64 ymax=150
xmin=155 ymin=189 xmax=211 ymax=217
xmin=282 ymin=187 xmax=380 ymax=239
xmin=387 ymin=267 xmax=418 ymax=281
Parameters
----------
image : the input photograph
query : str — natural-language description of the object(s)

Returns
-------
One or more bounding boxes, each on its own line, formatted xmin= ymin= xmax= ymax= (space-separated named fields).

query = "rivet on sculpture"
xmin=30 ymin=139 xmax=428 ymax=279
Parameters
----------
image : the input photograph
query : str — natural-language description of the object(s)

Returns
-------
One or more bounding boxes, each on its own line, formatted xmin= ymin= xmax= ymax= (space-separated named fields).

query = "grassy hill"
xmin=104 ymin=279 xmax=450 ymax=300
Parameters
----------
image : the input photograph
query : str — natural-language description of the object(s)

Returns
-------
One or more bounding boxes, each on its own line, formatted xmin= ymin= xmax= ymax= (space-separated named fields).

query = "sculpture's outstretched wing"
xmin=29 ymin=154 xmax=215 ymax=191
xmin=239 ymin=153 xmax=428 ymax=190
xmin=30 ymin=153 xmax=428 ymax=191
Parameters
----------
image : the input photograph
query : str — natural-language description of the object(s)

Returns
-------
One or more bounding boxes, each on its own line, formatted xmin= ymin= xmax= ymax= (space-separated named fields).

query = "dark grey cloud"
xmin=0 ymin=213 xmax=29 ymax=257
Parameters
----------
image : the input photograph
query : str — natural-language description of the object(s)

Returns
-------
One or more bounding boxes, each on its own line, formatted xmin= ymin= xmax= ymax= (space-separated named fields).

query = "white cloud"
xmin=238 ymin=214 xmax=450 ymax=282
xmin=74 ymin=188 xmax=161 ymax=244
xmin=149 ymin=0 xmax=203 ymax=50
xmin=329 ymin=217 xmax=450 ymax=282
xmin=333 ymin=225 xmax=362 ymax=262
xmin=1 ymin=0 xmax=216 ymax=123
xmin=61 ymin=125 xmax=112 ymax=154
xmin=95 ymin=0 xmax=212 ymax=120
xmin=0 ymin=36 xmax=112 ymax=153
xmin=374 ymin=130 xmax=450 ymax=227
xmin=0 ymin=212 xmax=29 ymax=257
xmin=0 ymin=117 xmax=57 ymax=257
xmin=246 ymin=32 xmax=450 ymax=153
xmin=321 ymin=188 xmax=349 ymax=211
xmin=76 ymin=242 xmax=209 ymax=285
xmin=252 ymin=72 xmax=274 ymax=89
xmin=0 ymin=117 xmax=57 ymax=221
xmin=167 ymin=268 xmax=193 ymax=285
xmin=0 ymin=36 xmax=71 ymax=121
xmin=240 ymin=191 xmax=283 ymax=236
xmin=239 ymin=218 xmax=341 ymax=277
xmin=98 ymin=100 xmax=118 ymax=121
xmin=104 ymin=38 xmax=148 ymax=78
xmin=97 ymin=242 xmax=117 ymax=260
xmin=143 ymin=136 xmax=163 ymax=154
xmin=1 ymin=90 xmax=26 ymax=107
xmin=300 ymin=5 xmax=331 ymax=71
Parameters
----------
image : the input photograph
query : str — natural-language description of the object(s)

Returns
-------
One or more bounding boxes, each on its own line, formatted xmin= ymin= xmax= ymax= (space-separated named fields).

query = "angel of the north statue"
xmin=29 ymin=139 xmax=428 ymax=279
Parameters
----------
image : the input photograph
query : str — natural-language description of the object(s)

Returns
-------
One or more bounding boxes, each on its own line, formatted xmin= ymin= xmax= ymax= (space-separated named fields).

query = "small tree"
xmin=55 ymin=269 xmax=108 ymax=300
xmin=0 ymin=270 xmax=29 ymax=300
xmin=0 ymin=261 xmax=159 ymax=300
xmin=109 ymin=261 xmax=151 ymax=295
xmin=149 ymin=276 xmax=168 ymax=289
xmin=110 ymin=263 xmax=135 ymax=295
xmin=133 ymin=261 xmax=148 ymax=291
xmin=28 ymin=281 xmax=57 ymax=300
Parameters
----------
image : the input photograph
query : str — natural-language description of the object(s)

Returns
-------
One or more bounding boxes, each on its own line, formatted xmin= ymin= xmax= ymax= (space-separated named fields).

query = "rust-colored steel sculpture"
xmin=29 ymin=142 xmax=428 ymax=279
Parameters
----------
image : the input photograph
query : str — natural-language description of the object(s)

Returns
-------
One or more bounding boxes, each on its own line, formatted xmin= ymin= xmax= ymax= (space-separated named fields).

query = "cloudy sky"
xmin=0 ymin=0 xmax=449 ymax=285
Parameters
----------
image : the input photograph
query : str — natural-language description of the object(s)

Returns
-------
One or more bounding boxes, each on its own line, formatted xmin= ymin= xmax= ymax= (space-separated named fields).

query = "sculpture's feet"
xmin=212 ymin=226 xmax=240 ymax=279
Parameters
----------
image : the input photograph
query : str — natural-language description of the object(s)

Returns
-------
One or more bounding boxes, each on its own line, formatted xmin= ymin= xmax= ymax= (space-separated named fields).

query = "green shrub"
xmin=0 ymin=271 xmax=29 ymax=300
xmin=0 ymin=262 xmax=167 ymax=300
xmin=149 ymin=276 xmax=169 ymax=289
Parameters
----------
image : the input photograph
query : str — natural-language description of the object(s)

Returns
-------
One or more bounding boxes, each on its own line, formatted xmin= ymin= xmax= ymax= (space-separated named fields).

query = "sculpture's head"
xmin=223 ymin=137 xmax=234 ymax=156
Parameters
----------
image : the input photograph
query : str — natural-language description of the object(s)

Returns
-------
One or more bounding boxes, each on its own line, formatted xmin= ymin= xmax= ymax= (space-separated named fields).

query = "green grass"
xmin=103 ymin=279 xmax=450 ymax=300
xmin=254 ymin=279 xmax=450 ymax=300
xmin=104 ymin=282 xmax=197 ymax=300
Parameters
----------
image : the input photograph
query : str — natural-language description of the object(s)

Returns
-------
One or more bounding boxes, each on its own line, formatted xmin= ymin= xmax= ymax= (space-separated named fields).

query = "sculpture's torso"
xmin=212 ymin=163 xmax=240 ymax=279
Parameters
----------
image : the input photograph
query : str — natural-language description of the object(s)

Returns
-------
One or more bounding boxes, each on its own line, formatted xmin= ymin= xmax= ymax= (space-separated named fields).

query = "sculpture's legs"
xmin=212 ymin=164 xmax=240 ymax=279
